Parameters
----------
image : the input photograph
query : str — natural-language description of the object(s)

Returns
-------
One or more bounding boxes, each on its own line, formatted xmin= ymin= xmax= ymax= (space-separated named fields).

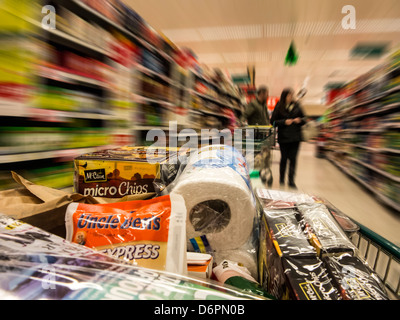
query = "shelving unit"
xmin=324 ymin=49 xmax=400 ymax=212
xmin=0 ymin=0 xmax=245 ymax=190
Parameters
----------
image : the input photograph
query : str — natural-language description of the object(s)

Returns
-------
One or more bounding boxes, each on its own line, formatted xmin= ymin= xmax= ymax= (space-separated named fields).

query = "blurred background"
xmin=0 ymin=0 xmax=400 ymax=244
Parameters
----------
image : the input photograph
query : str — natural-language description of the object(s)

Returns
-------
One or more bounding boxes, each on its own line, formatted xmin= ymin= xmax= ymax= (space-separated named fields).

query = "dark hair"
xmin=277 ymin=88 xmax=293 ymax=105
xmin=257 ymin=86 xmax=268 ymax=96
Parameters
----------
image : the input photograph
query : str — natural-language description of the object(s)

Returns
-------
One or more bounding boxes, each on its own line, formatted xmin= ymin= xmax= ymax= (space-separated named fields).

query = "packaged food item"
xmin=187 ymin=252 xmax=213 ymax=279
xmin=256 ymin=188 xmax=315 ymax=205
xmin=0 ymin=214 xmax=265 ymax=300
xmin=65 ymin=193 xmax=187 ymax=275
xmin=282 ymin=256 xmax=341 ymax=300
xmin=297 ymin=203 xmax=357 ymax=257
xmin=258 ymin=213 xmax=291 ymax=300
xmin=74 ymin=146 xmax=183 ymax=198
xmin=323 ymin=253 xmax=389 ymax=300
xmin=263 ymin=209 xmax=316 ymax=257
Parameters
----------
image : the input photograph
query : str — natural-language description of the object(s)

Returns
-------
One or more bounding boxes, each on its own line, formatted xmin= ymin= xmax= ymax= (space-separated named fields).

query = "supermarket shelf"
xmin=3 ymin=6 xmax=110 ymax=59
xmin=133 ymin=125 xmax=169 ymax=131
xmin=45 ymin=29 xmax=109 ymax=58
xmin=132 ymin=94 xmax=175 ymax=107
xmin=193 ymin=71 xmax=241 ymax=101
xmin=350 ymin=144 xmax=400 ymax=154
xmin=1 ymin=106 xmax=124 ymax=121
xmin=65 ymin=0 xmax=175 ymax=64
xmin=0 ymin=145 xmax=114 ymax=164
xmin=136 ymin=65 xmax=181 ymax=88
xmin=325 ymin=147 xmax=351 ymax=155
xmin=191 ymin=90 xmax=235 ymax=110
xmin=37 ymin=65 xmax=108 ymax=89
xmin=347 ymin=103 xmax=400 ymax=120
xmin=327 ymin=154 xmax=400 ymax=212
xmin=347 ymin=85 xmax=400 ymax=111
xmin=349 ymin=157 xmax=400 ymax=183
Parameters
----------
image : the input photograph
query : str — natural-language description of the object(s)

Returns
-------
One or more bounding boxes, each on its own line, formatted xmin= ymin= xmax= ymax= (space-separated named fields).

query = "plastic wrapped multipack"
xmin=256 ymin=188 xmax=316 ymax=206
xmin=282 ymin=256 xmax=341 ymax=300
xmin=65 ymin=193 xmax=187 ymax=275
xmin=0 ymin=214 xmax=266 ymax=300
xmin=262 ymin=209 xmax=316 ymax=258
xmin=323 ymin=253 xmax=389 ymax=300
xmin=297 ymin=203 xmax=357 ymax=257
xmin=169 ymin=144 xmax=259 ymax=281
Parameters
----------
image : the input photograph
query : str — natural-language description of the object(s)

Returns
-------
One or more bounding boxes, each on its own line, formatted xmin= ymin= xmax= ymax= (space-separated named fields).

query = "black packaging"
xmin=323 ymin=253 xmax=389 ymax=300
xmin=282 ymin=256 xmax=341 ymax=300
xmin=297 ymin=203 xmax=356 ymax=257
xmin=263 ymin=209 xmax=316 ymax=257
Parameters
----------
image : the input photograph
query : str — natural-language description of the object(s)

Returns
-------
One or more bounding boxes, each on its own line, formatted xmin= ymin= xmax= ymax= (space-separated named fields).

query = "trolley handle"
xmin=353 ymin=219 xmax=400 ymax=260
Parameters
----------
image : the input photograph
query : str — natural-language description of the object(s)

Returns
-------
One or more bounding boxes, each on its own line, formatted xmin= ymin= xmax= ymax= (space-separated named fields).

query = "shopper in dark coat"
xmin=243 ymin=86 xmax=270 ymax=125
xmin=271 ymin=88 xmax=306 ymax=189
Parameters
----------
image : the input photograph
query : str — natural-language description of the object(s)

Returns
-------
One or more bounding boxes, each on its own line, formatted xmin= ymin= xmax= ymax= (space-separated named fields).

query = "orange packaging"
xmin=65 ymin=194 xmax=187 ymax=274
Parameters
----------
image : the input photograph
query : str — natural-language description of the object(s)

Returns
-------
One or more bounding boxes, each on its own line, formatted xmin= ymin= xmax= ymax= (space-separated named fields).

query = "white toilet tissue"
xmin=172 ymin=145 xmax=257 ymax=252
xmin=213 ymin=250 xmax=258 ymax=281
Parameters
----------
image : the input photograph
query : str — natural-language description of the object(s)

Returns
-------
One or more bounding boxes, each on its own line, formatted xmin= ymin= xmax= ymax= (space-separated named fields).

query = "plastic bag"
xmin=65 ymin=193 xmax=187 ymax=274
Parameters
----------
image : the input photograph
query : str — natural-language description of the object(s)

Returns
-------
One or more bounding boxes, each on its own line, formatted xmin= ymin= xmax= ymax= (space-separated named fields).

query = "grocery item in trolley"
xmin=323 ymin=253 xmax=389 ymax=300
xmin=65 ymin=193 xmax=187 ymax=274
xmin=297 ymin=203 xmax=357 ymax=257
xmin=74 ymin=146 xmax=183 ymax=199
xmin=171 ymin=144 xmax=257 ymax=252
xmin=213 ymin=260 xmax=275 ymax=299
xmin=282 ymin=256 xmax=341 ymax=300
xmin=263 ymin=209 xmax=317 ymax=257
xmin=0 ymin=214 xmax=265 ymax=300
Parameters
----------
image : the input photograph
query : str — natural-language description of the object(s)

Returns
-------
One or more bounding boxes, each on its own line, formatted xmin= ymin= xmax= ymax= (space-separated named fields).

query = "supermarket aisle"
xmin=255 ymin=142 xmax=400 ymax=246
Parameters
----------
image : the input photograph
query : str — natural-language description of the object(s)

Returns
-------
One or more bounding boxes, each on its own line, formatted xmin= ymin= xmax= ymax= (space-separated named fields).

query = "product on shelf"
xmin=323 ymin=253 xmax=389 ymax=300
xmin=0 ymin=213 xmax=263 ymax=300
xmin=65 ymin=193 xmax=187 ymax=274
xmin=74 ymin=146 xmax=182 ymax=198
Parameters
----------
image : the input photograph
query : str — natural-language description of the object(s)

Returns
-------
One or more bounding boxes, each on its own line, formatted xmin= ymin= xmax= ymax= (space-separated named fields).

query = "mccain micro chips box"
xmin=74 ymin=146 xmax=182 ymax=198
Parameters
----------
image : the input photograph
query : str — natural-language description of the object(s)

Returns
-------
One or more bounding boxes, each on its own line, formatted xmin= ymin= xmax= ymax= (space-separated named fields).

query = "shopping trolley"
xmin=324 ymin=201 xmax=400 ymax=300
xmin=241 ymin=125 xmax=276 ymax=187
xmin=250 ymin=182 xmax=400 ymax=300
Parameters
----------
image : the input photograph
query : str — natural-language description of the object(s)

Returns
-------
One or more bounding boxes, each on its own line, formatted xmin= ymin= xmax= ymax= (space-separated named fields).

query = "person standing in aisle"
xmin=270 ymin=88 xmax=306 ymax=189
xmin=243 ymin=86 xmax=270 ymax=125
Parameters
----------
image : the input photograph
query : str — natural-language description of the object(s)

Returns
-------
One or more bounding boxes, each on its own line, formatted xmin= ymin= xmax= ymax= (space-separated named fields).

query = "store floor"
xmin=253 ymin=142 xmax=400 ymax=247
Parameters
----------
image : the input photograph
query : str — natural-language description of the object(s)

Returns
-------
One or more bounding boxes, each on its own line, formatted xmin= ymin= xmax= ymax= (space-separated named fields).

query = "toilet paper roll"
xmin=172 ymin=145 xmax=256 ymax=251
xmin=213 ymin=249 xmax=258 ymax=281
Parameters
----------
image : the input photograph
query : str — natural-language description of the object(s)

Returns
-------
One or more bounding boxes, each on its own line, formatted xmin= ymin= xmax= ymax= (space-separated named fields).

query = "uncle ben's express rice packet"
xmin=65 ymin=194 xmax=187 ymax=275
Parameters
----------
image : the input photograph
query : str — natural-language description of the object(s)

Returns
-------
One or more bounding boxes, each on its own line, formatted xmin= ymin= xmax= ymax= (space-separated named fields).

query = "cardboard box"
xmin=74 ymin=146 xmax=182 ymax=199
